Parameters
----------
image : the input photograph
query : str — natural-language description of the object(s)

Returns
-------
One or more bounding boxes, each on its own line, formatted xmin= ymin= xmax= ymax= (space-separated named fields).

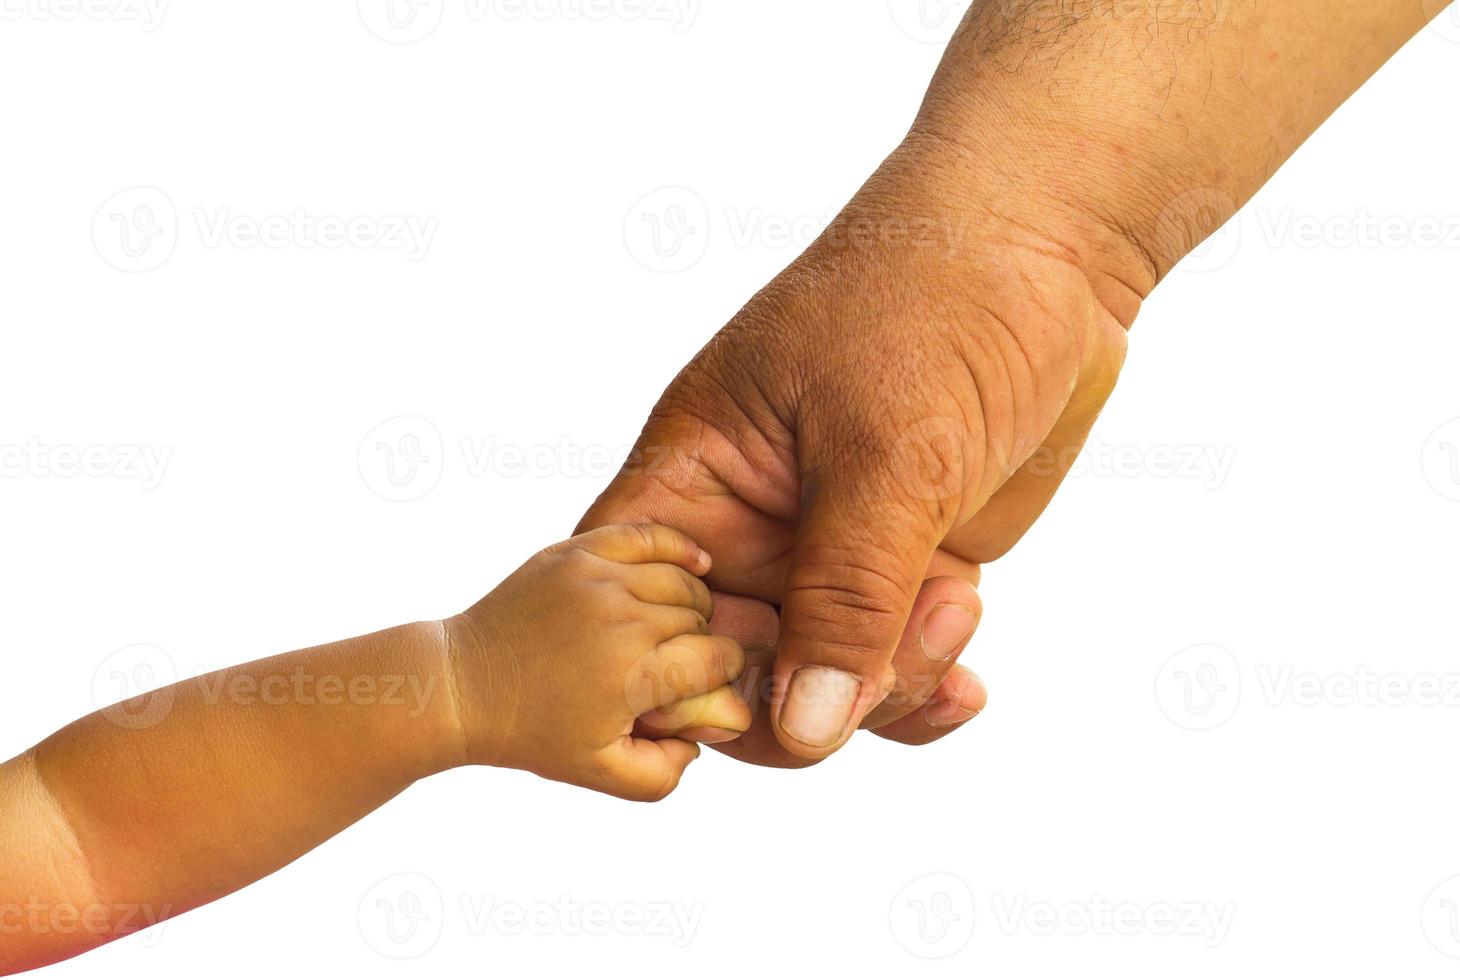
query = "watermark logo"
xmin=192 ymin=209 xmax=437 ymax=258
xmin=93 ymin=187 xmax=438 ymax=272
xmin=93 ymin=187 xmax=178 ymax=273
xmin=91 ymin=643 xmax=178 ymax=730
xmin=355 ymin=419 xmax=681 ymax=501
xmin=1421 ymin=416 xmax=1460 ymax=502
xmin=358 ymin=416 xmax=446 ymax=503
xmin=892 ymin=417 xmax=977 ymax=502
xmin=888 ymin=0 xmax=964 ymax=44
xmin=624 ymin=642 xmax=715 ymax=718
xmin=888 ymin=874 xmax=1235 ymax=954
xmin=888 ymin=872 xmax=976 ymax=958
xmin=1155 ymin=644 xmax=1241 ymax=731
xmin=890 ymin=418 xmax=1237 ymax=496
xmin=1423 ymin=875 xmax=1460 ymax=958
xmin=1154 ymin=187 xmax=1242 ymax=274
xmin=1157 ymin=191 xmax=1460 ymax=274
xmin=624 ymin=186 xmax=710 ymax=273
xmin=359 ymin=873 xmax=445 ymax=959
xmin=358 ymin=877 xmax=703 ymax=956
xmin=1424 ymin=0 xmax=1460 ymax=44
xmin=357 ymin=0 xmax=445 ymax=43
xmin=623 ymin=187 xmax=982 ymax=273
xmin=1157 ymin=648 xmax=1460 ymax=727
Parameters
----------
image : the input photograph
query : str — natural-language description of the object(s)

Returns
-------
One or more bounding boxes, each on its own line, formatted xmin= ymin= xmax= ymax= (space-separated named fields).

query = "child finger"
xmin=621 ymin=564 xmax=715 ymax=620
xmin=571 ymin=523 xmax=710 ymax=574
xmin=633 ymin=685 xmax=751 ymax=743
xmin=624 ymin=634 xmax=746 ymax=713
xmin=599 ymin=737 xmax=701 ymax=803
xmin=645 ymin=603 xmax=711 ymax=640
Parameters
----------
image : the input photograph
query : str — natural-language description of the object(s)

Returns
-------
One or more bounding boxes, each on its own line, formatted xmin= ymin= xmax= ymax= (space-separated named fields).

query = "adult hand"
xmin=586 ymin=0 xmax=1438 ymax=763
xmin=584 ymin=131 xmax=1135 ymax=762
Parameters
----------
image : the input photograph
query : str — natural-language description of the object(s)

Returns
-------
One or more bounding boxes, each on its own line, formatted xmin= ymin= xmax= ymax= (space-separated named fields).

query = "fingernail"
xmin=679 ymin=726 xmax=743 ymax=744
xmin=921 ymin=604 xmax=976 ymax=662
xmin=780 ymin=666 xmax=861 ymax=748
xmin=926 ymin=700 xmax=980 ymax=728
xmin=696 ymin=548 xmax=713 ymax=572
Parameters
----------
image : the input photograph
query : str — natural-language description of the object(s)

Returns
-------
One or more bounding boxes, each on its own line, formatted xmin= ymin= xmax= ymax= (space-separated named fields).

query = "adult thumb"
xmin=771 ymin=460 xmax=950 ymax=759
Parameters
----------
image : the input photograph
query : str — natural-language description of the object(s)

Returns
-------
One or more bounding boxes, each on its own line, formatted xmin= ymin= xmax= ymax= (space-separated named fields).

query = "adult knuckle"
xmin=789 ymin=543 xmax=911 ymax=615
xmin=784 ymin=564 xmax=908 ymax=656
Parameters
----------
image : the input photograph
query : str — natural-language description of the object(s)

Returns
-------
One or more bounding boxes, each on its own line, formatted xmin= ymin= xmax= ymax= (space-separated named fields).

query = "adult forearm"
xmin=903 ymin=1 xmax=1438 ymax=290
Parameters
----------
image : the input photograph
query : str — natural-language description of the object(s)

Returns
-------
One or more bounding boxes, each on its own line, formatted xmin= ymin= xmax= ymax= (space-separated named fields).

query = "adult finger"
xmin=860 ymin=576 xmax=982 ymax=730
xmin=871 ymin=664 xmax=988 ymax=746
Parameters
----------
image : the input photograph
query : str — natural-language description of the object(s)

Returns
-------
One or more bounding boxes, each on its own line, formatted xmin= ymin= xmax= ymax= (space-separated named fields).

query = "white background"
xmin=2 ymin=0 xmax=1458 ymax=976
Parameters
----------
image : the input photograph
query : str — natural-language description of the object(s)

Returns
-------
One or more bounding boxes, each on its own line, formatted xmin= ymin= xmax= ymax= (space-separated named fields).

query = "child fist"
xmin=445 ymin=524 xmax=749 ymax=802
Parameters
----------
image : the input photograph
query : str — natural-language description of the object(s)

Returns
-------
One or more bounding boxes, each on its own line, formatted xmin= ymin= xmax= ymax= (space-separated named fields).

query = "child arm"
xmin=0 ymin=523 xmax=746 ymax=975
xmin=0 ymin=621 xmax=460 ymax=974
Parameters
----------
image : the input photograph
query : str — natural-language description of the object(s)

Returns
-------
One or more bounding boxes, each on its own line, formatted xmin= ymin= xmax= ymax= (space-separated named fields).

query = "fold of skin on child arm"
xmin=0 ymin=524 xmax=748 ymax=975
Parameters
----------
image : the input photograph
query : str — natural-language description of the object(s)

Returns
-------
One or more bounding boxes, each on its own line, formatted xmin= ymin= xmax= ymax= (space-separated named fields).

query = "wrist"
xmin=389 ymin=619 xmax=474 ymax=778
xmin=901 ymin=5 xmax=1256 ymax=294
xmin=441 ymin=611 xmax=520 ymax=770
xmin=858 ymin=125 xmax=1156 ymax=332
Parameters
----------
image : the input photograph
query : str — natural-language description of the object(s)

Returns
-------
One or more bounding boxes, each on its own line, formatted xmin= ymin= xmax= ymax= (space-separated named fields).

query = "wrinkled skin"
xmin=581 ymin=133 xmax=1136 ymax=766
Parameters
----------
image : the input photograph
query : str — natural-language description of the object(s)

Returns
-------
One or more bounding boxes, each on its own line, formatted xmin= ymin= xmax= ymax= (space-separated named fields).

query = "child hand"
xmin=445 ymin=524 xmax=750 ymax=801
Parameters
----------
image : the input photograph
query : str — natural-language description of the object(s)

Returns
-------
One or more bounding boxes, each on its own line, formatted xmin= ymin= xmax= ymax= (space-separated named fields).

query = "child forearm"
xmin=1 ymin=620 xmax=463 ymax=974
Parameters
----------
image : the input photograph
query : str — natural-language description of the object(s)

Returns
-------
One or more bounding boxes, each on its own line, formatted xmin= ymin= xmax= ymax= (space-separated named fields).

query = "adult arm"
xmin=582 ymin=0 xmax=1444 ymax=760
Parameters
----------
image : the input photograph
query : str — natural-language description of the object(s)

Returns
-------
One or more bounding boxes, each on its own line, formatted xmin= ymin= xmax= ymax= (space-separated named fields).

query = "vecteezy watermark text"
xmin=93 ymin=187 xmax=438 ymax=273
xmin=0 ymin=899 xmax=171 ymax=945
xmin=1157 ymin=644 xmax=1460 ymax=730
xmin=0 ymin=0 xmax=169 ymax=30
xmin=358 ymin=873 xmax=704 ymax=959
xmin=356 ymin=415 xmax=682 ymax=502
xmin=92 ymin=644 xmax=441 ymax=730
xmin=623 ymin=186 xmax=980 ymax=273
xmin=357 ymin=0 xmax=703 ymax=44
xmin=888 ymin=872 xmax=1234 ymax=958
xmin=0 ymin=439 xmax=171 ymax=489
